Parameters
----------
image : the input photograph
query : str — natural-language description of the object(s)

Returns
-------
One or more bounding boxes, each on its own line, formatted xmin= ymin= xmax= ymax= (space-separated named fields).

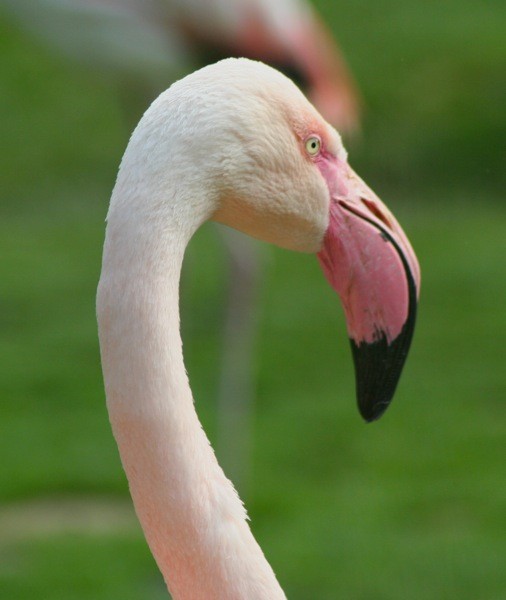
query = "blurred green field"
xmin=1 ymin=1 xmax=505 ymax=598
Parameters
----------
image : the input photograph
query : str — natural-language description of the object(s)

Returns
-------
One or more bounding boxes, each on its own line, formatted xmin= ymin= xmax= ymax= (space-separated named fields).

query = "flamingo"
xmin=1 ymin=0 xmax=360 ymax=133
xmin=97 ymin=58 xmax=419 ymax=599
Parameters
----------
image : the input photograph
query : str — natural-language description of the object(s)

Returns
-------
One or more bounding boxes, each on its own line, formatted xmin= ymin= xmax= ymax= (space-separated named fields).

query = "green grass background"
xmin=1 ymin=1 xmax=505 ymax=598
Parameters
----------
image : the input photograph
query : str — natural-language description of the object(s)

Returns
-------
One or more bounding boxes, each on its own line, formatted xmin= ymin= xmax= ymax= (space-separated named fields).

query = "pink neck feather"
xmin=97 ymin=210 xmax=286 ymax=599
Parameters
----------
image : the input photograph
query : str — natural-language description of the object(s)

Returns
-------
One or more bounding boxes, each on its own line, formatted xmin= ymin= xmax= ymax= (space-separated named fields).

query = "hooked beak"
xmin=316 ymin=158 xmax=420 ymax=422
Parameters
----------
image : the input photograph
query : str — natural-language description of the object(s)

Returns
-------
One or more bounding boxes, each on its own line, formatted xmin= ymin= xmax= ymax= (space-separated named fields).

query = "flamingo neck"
xmin=97 ymin=181 xmax=285 ymax=599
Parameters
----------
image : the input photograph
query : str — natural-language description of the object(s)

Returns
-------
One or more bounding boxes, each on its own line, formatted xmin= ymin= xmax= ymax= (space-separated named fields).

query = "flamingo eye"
xmin=305 ymin=136 xmax=321 ymax=156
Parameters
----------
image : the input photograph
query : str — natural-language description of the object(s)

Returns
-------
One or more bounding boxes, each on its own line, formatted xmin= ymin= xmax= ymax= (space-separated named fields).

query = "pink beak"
xmin=316 ymin=157 xmax=420 ymax=422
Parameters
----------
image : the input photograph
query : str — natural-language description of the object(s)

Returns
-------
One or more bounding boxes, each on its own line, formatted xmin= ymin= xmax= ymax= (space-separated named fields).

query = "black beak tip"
xmin=350 ymin=336 xmax=397 ymax=423
xmin=359 ymin=398 xmax=391 ymax=423
xmin=350 ymin=315 xmax=416 ymax=423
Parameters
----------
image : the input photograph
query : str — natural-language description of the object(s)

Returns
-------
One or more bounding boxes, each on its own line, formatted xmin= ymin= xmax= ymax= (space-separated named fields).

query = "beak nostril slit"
xmin=360 ymin=197 xmax=392 ymax=229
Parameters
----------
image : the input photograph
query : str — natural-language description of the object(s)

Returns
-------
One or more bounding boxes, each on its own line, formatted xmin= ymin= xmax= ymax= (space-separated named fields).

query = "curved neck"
xmin=97 ymin=182 xmax=285 ymax=599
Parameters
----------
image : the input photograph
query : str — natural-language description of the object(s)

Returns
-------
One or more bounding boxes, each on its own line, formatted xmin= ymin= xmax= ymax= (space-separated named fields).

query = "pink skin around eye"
xmin=314 ymin=149 xmax=350 ymax=196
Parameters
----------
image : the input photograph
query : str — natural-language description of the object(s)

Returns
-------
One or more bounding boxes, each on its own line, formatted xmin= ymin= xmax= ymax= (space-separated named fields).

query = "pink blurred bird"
xmin=2 ymin=0 xmax=360 ymax=133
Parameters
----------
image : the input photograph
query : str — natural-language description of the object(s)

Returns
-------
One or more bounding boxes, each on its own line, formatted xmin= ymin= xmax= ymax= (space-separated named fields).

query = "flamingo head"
xmin=163 ymin=59 xmax=420 ymax=421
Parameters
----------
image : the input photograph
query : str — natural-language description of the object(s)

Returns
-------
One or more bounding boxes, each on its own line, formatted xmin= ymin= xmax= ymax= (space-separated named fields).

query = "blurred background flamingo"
xmin=1 ymin=0 xmax=361 ymax=492
xmin=1 ymin=0 xmax=360 ymax=131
